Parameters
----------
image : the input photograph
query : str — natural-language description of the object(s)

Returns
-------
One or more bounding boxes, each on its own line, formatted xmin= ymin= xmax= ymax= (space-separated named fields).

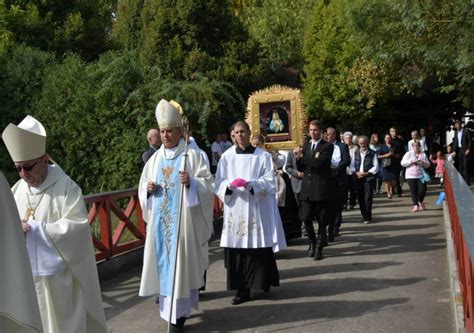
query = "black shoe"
xmin=313 ymin=248 xmax=323 ymax=261
xmin=328 ymin=229 xmax=335 ymax=242
xmin=334 ymin=228 xmax=340 ymax=237
xmin=307 ymin=241 xmax=316 ymax=257
xmin=231 ymin=289 xmax=250 ymax=305
xmin=321 ymin=238 xmax=328 ymax=247
xmin=170 ymin=318 xmax=187 ymax=333
xmin=262 ymin=285 xmax=271 ymax=293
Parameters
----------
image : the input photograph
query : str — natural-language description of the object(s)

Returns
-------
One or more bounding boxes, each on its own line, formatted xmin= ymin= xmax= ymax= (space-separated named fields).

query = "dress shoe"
xmin=328 ymin=230 xmax=335 ymax=242
xmin=231 ymin=289 xmax=250 ymax=305
xmin=313 ymin=248 xmax=323 ymax=261
xmin=262 ymin=285 xmax=271 ymax=293
xmin=321 ymin=238 xmax=328 ymax=247
xmin=170 ymin=317 xmax=187 ymax=333
xmin=307 ymin=241 xmax=316 ymax=257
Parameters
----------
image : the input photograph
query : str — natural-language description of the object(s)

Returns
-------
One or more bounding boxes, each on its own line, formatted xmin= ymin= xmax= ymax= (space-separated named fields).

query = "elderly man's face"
xmin=343 ymin=135 xmax=352 ymax=145
xmin=326 ymin=129 xmax=337 ymax=143
xmin=358 ymin=137 xmax=368 ymax=151
xmin=148 ymin=129 xmax=161 ymax=147
xmin=160 ymin=127 xmax=182 ymax=148
xmin=15 ymin=155 xmax=49 ymax=187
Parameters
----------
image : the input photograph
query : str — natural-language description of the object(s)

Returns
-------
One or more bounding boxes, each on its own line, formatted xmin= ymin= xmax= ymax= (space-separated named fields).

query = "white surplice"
xmin=215 ymin=146 xmax=287 ymax=252
xmin=138 ymin=139 xmax=214 ymax=323
xmin=11 ymin=165 xmax=107 ymax=333
xmin=0 ymin=172 xmax=43 ymax=333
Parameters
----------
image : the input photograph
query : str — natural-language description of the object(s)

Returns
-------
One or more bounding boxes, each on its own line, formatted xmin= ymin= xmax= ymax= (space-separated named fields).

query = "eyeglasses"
xmin=15 ymin=159 xmax=40 ymax=173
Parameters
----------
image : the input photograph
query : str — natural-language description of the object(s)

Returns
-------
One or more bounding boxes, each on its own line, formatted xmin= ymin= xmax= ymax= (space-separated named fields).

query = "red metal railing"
xmin=85 ymin=188 xmax=146 ymax=261
xmin=444 ymin=168 xmax=474 ymax=332
xmin=85 ymin=188 xmax=224 ymax=262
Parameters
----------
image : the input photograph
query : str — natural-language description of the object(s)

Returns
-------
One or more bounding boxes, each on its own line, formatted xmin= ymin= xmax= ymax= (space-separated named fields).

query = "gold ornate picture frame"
xmin=246 ymin=85 xmax=307 ymax=150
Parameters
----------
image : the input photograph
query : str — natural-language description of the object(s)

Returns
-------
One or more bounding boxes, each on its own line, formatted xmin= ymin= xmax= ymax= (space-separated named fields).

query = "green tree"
xmin=32 ymin=50 xmax=245 ymax=194
xmin=351 ymin=0 xmax=474 ymax=109
xmin=112 ymin=0 xmax=268 ymax=96
xmin=303 ymin=0 xmax=376 ymax=126
xmin=241 ymin=0 xmax=316 ymax=86
xmin=0 ymin=44 xmax=55 ymax=184
xmin=0 ymin=0 xmax=114 ymax=59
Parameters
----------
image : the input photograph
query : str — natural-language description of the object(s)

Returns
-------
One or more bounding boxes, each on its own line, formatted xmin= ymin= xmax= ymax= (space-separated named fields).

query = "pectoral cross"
xmin=24 ymin=207 xmax=35 ymax=220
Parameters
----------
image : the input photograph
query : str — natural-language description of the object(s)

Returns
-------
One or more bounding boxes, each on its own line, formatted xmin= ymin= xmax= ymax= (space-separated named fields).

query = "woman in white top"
xmin=401 ymin=140 xmax=431 ymax=212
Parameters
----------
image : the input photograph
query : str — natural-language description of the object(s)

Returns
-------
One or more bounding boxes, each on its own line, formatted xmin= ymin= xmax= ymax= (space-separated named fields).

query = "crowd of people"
xmin=1 ymin=100 xmax=471 ymax=332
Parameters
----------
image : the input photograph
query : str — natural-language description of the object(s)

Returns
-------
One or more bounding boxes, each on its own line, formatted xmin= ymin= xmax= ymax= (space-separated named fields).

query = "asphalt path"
xmin=101 ymin=184 xmax=455 ymax=333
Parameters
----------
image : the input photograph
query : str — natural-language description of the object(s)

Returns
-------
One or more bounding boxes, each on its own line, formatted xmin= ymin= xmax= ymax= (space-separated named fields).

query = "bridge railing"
xmin=444 ymin=162 xmax=474 ymax=332
xmin=85 ymin=188 xmax=224 ymax=262
xmin=84 ymin=188 xmax=146 ymax=261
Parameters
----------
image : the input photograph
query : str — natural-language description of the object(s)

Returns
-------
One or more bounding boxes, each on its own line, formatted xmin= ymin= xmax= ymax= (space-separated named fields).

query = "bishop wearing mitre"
xmin=138 ymin=100 xmax=214 ymax=331
xmin=2 ymin=115 xmax=107 ymax=333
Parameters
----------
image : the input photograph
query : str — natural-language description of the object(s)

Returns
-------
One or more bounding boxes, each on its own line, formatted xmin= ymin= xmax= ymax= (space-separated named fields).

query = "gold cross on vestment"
xmin=24 ymin=207 xmax=35 ymax=220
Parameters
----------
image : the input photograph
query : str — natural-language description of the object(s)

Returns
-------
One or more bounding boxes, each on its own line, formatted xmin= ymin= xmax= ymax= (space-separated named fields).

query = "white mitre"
xmin=2 ymin=115 xmax=46 ymax=162
xmin=156 ymin=99 xmax=183 ymax=128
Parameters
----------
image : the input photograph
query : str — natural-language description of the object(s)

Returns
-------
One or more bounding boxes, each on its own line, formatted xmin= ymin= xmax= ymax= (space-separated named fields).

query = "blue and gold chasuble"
xmin=153 ymin=154 xmax=183 ymax=297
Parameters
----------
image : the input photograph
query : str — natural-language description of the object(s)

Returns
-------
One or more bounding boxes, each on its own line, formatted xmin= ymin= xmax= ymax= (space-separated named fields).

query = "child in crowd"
xmin=446 ymin=145 xmax=455 ymax=163
xmin=431 ymin=151 xmax=446 ymax=187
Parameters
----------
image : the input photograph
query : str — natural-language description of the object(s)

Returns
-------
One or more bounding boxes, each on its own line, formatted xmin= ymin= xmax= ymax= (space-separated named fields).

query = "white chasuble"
xmin=138 ymin=139 xmax=214 ymax=323
xmin=0 ymin=172 xmax=43 ymax=333
xmin=215 ymin=146 xmax=287 ymax=252
xmin=11 ymin=165 xmax=107 ymax=333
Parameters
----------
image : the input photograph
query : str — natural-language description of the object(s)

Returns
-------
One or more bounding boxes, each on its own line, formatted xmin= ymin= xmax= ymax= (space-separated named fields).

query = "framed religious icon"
xmin=246 ymin=85 xmax=307 ymax=150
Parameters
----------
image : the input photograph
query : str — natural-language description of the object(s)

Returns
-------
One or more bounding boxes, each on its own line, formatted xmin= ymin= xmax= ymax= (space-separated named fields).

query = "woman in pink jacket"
xmin=401 ymin=141 xmax=431 ymax=212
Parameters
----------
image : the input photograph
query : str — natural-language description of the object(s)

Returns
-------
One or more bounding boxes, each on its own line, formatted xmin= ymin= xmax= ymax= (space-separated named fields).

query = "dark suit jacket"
xmin=142 ymin=145 xmax=158 ymax=166
xmin=453 ymin=129 xmax=472 ymax=154
xmin=333 ymin=141 xmax=351 ymax=186
xmin=297 ymin=140 xmax=334 ymax=202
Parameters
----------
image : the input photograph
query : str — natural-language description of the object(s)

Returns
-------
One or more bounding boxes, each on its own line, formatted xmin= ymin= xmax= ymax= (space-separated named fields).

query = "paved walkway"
xmin=101 ymin=184 xmax=455 ymax=332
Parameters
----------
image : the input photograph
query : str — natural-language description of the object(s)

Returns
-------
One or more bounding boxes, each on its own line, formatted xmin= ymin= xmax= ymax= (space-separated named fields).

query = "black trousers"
xmin=406 ymin=178 xmax=427 ymax=205
xmin=300 ymin=200 xmax=327 ymax=245
xmin=456 ymin=152 xmax=470 ymax=185
xmin=345 ymin=175 xmax=356 ymax=207
xmin=327 ymin=180 xmax=347 ymax=231
xmin=354 ymin=177 xmax=375 ymax=222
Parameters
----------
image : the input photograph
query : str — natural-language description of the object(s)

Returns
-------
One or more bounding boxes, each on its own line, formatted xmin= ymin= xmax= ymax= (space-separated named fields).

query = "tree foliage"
xmin=0 ymin=44 xmax=55 ymax=182
xmin=29 ymin=51 xmax=244 ymax=194
xmin=112 ymin=0 xmax=268 ymax=96
xmin=303 ymin=0 xmax=473 ymax=128
xmin=240 ymin=0 xmax=316 ymax=86
xmin=0 ymin=0 xmax=114 ymax=59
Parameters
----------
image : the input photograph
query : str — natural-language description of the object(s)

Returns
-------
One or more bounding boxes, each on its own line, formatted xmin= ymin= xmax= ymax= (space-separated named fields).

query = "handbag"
xmin=382 ymin=158 xmax=391 ymax=167
xmin=420 ymin=169 xmax=431 ymax=183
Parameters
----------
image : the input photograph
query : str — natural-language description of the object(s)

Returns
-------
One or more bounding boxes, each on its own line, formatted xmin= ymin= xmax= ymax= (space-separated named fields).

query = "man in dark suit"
xmin=296 ymin=120 xmax=334 ymax=260
xmin=326 ymin=127 xmax=351 ymax=240
xmin=141 ymin=128 xmax=161 ymax=166
xmin=389 ymin=127 xmax=405 ymax=197
xmin=453 ymin=120 xmax=472 ymax=185
xmin=351 ymin=135 xmax=379 ymax=224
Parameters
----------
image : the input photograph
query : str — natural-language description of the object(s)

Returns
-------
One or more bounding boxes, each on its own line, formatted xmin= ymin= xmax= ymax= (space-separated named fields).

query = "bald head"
xmin=147 ymin=128 xmax=161 ymax=147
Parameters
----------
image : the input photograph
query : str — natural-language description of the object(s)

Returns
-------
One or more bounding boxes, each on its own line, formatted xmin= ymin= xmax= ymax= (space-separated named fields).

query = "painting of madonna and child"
xmin=260 ymin=102 xmax=291 ymax=143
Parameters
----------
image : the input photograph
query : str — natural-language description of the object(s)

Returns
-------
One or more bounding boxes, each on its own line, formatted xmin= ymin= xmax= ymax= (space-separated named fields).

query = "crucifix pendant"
xmin=24 ymin=207 xmax=35 ymax=221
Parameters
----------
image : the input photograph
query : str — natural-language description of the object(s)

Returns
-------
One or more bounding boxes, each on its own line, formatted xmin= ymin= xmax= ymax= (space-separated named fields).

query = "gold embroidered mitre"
xmin=156 ymin=99 xmax=183 ymax=128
